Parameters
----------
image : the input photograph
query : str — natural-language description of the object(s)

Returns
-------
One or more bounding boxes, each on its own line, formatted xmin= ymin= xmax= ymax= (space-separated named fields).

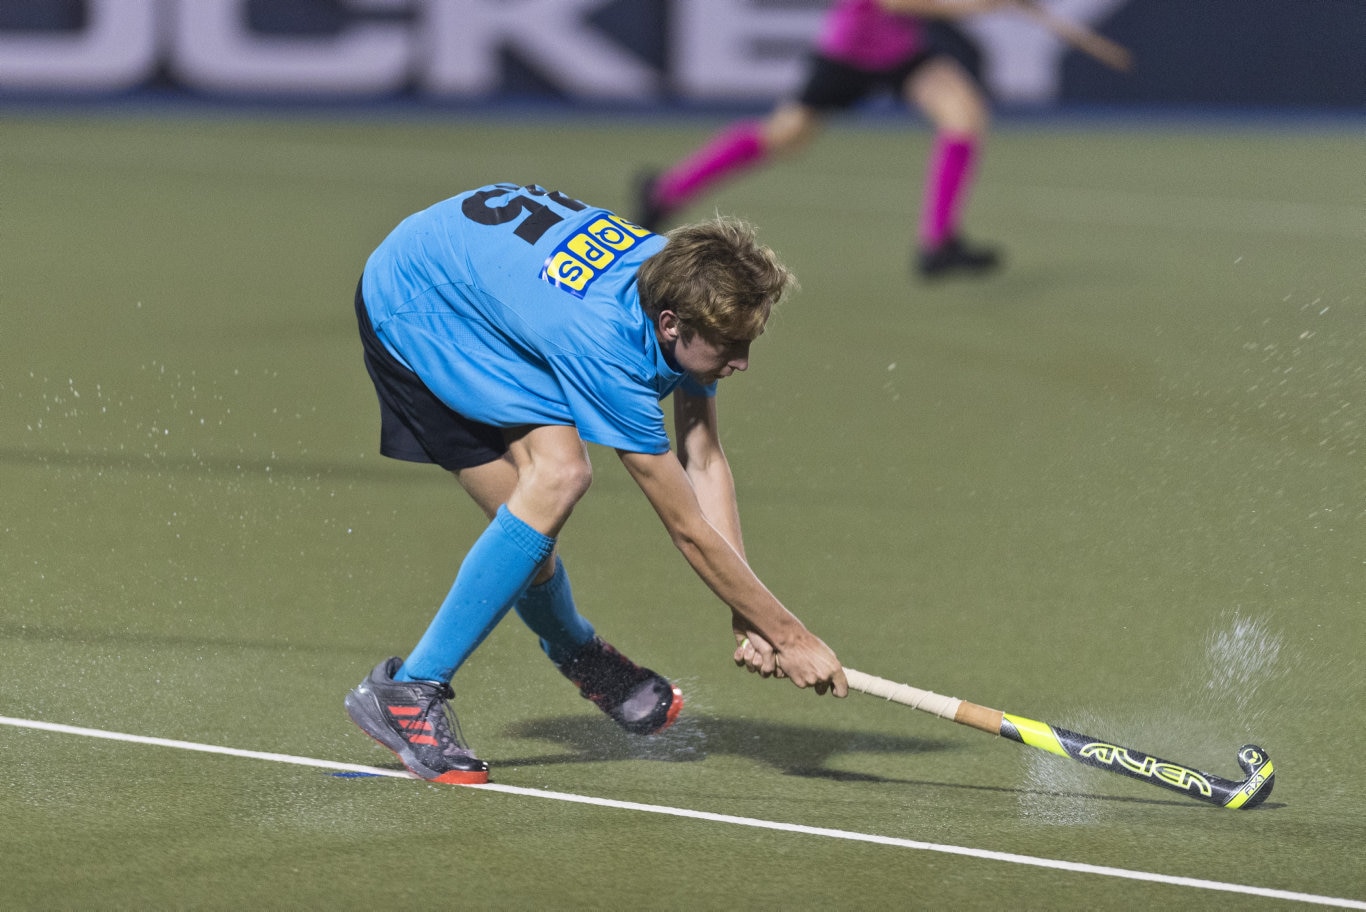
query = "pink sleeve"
xmin=815 ymin=0 xmax=926 ymax=70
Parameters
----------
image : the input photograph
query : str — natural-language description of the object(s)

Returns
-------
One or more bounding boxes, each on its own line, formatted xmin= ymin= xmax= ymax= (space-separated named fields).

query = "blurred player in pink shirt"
xmin=638 ymin=0 xmax=1006 ymax=280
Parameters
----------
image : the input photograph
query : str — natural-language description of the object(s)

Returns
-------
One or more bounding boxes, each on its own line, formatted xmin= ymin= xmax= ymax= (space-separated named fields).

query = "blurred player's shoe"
xmin=917 ymin=236 xmax=1002 ymax=279
xmin=345 ymin=657 xmax=490 ymax=784
xmin=555 ymin=636 xmax=683 ymax=735
xmin=633 ymin=170 xmax=669 ymax=234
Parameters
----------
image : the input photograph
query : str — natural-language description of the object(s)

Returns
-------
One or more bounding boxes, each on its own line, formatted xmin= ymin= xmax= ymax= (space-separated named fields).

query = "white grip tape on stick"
xmin=844 ymin=668 xmax=962 ymax=720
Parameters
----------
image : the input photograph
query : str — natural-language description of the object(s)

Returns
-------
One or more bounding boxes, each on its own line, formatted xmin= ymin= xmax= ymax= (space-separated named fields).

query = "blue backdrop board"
xmin=2 ymin=0 xmax=1363 ymax=110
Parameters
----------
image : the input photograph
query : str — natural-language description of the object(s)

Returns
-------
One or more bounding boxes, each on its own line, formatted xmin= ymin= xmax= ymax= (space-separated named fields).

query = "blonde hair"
xmin=638 ymin=216 xmax=797 ymax=343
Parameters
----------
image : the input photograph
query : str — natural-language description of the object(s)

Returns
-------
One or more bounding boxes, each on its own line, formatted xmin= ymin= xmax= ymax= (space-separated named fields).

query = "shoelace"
xmin=408 ymin=682 xmax=476 ymax=758
xmin=435 ymin=699 xmax=476 ymax=758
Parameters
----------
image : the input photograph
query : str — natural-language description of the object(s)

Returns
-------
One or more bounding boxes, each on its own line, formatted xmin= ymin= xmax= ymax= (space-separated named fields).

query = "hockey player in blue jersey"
xmin=345 ymin=182 xmax=847 ymax=783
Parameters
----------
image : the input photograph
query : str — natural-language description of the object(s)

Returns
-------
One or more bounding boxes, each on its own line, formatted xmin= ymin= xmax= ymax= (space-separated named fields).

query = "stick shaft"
xmin=843 ymin=668 xmax=1274 ymax=809
xmin=843 ymin=668 xmax=1002 ymax=733
xmin=1015 ymin=0 xmax=1134 ymax=72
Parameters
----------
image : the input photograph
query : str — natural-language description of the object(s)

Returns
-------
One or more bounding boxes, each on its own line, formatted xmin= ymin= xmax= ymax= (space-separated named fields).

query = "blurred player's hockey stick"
xmin=1013 ymin=0 xmax=1134 ymax=72
xmin=843 ymin=668 xmax=1273 ymax=809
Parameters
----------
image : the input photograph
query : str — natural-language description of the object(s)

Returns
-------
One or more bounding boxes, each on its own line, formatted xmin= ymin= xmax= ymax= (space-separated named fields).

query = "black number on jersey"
xmin=460 ymin=184 xmax=588 ymax=245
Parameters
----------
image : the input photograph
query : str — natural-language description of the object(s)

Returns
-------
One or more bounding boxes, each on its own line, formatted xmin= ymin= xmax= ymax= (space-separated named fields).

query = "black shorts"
xmin=354 ymin=279 xmax=507 ymax=471
xmin=796 ymin=23 xmax=983 ymax=111
xmin=797 ymin=52 xmax=933 ymax=110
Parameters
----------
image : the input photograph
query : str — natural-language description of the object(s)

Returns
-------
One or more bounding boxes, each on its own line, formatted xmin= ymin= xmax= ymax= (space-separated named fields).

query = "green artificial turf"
xmin=2 ymin=112 xmax=1362 ymax=909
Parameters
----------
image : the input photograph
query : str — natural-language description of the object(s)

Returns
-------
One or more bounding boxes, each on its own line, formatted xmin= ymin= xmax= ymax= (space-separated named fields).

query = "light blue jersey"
xmin=362 ymin=183 xmax=714 ymax=455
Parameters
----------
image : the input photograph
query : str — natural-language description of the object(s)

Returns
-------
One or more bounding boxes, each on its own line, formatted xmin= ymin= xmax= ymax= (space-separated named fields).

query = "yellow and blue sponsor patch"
xmin=540 ymin=214 xmax=653 ymax=298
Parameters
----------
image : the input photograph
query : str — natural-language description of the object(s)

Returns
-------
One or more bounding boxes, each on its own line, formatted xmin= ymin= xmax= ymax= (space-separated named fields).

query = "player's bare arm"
xmin=672 ymin=389 xmax=776 ymax=668
xmin=877 ymin=0 xmax=1006 ymax=17
xmin=672 ymin=390 xmax=744 ymax=557
xmin=618 ymin=446 xmax=847 ymax=696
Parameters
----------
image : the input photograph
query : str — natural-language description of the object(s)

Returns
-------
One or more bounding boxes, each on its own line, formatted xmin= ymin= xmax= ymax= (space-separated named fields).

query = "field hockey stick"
xmin=1012 ymin=0 xmax=1134 ymax=72
xmin=843 ymin=668 xmax=1274 ymax=809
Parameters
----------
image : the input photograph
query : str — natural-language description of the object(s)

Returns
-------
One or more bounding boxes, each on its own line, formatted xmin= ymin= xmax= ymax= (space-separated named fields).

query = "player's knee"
xmin=763 ymin=105 xmax=819 ymax=154
xmin=960 ymin=92 xmax=990 ymax=133
xmin=931 ymin=98 xmax=987 ymax=137
xmin=533 ymin=457 xmax=594 ymax=505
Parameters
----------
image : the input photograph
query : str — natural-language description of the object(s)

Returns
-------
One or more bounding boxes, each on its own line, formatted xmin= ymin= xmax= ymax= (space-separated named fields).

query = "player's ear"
xmin=657 ymin=310 xmax=682 ymax=342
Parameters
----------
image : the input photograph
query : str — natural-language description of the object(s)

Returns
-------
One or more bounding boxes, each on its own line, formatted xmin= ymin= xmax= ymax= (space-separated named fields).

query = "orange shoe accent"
xmin=432 ymin=768 xmax=490 ymax=785
xmin=386 ymin=705 xmax=422 ymax=717
xmin=657 ymin=685 xmax=684 ymax=733
xmin=408 ymin=734 xmax=439 ymax=747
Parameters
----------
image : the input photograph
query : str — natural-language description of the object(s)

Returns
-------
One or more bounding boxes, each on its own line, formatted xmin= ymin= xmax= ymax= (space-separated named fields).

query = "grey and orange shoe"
xmin=556 ymin=637 xmax=683 ymax=735
xmin=345 ymin=657 xmax=490 ymax=784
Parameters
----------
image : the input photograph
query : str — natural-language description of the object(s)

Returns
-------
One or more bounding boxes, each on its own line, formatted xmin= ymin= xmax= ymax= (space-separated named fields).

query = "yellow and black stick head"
xmin=1002 ymin=713 xmax=1274 ymax=810
xmin=1226 ymin=745 xmax=1275 ymax=809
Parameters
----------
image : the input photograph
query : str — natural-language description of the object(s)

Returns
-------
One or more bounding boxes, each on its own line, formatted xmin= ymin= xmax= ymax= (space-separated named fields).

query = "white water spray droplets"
xmin=1200 ymin=610 xmax=1285 ymax=720
xmin=1017 ymin=612 xmax=1289 ymax=823
xmin=882 ymin=361 xmax=901 ymax=401
xmin=1018 ymin=743 xmax=1103 ymax=826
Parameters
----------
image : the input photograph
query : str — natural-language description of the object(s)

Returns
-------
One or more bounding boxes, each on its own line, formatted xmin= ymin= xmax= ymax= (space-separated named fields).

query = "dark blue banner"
xmin=1 ymin=0 xmax=1362 ymax=110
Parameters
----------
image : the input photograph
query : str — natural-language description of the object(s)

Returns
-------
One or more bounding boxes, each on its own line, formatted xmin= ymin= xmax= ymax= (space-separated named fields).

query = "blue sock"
xmin=397 ymin=505 xmax=555 ymax=684
xmin=513 ymin=556 xmax=596 ymax=666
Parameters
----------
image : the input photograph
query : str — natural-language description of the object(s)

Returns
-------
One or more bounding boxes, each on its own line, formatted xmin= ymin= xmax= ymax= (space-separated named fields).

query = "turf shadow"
xmin=491 ymin=715 xmax=1272 ymax=808
xmin=498 ymin=713 xmax=955 ymax=781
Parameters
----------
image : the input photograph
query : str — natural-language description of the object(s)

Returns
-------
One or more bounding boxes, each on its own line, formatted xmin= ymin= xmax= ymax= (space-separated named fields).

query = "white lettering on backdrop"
xmin=0 ymin=0 xmax=1129 ymax=104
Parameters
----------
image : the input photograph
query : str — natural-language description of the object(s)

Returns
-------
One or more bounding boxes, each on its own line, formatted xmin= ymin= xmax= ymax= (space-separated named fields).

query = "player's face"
xmin=675 ymin=331 xmax=752 ymax=385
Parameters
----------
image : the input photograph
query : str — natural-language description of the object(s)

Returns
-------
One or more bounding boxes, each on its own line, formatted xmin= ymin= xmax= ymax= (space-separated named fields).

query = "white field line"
xmin=3 ymin=715 xmax=1363 ymax=910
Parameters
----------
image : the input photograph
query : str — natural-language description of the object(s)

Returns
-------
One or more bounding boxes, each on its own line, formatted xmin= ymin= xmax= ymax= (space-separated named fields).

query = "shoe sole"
xmin=345 ymin=691 xmax=490 ymax=785
xmin=654 ymin=684 xmax=684 ymax=734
